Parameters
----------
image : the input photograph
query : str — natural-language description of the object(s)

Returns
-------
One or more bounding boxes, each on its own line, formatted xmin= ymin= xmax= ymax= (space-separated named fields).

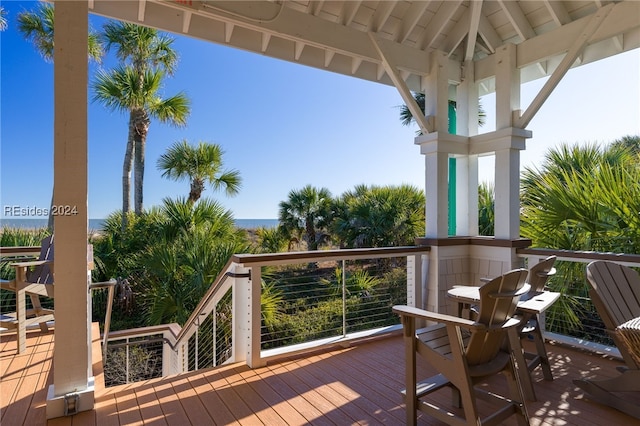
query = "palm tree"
xmin=157 ymin=140 xmax=241 ymax=203
xmin=399 ymin=92 xmax=486 ymax=134
xmin=93 ymin=66 xmax=190 ymax=221
xmin=98 ymin=22 xmax=187 ymax=217
xmin=278 ymin=185 xmax=334 ymax=251
xmin=332 ymin=184 xmax=425 ymax=248
xmin=17 ymin=2 xmax=103 ymax=62
xmin=0 ymin=7 xmax=8 ymax=31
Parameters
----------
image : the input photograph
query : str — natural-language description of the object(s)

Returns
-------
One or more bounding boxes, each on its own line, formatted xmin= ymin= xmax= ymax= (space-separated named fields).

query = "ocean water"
xmin=0 ymin=218 xmax=279 ymax=230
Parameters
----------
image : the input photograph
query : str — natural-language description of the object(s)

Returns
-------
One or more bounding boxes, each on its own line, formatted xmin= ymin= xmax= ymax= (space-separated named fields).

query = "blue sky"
xmin=1 ymin=2 xmax=639 ymax=220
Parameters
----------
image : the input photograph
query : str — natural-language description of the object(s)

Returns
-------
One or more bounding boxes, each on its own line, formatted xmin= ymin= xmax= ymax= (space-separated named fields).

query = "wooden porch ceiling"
xmin=88 ymin=1 xmax=640 ymax=94
xmin=2 ymin=327 xmax=639 ymax=425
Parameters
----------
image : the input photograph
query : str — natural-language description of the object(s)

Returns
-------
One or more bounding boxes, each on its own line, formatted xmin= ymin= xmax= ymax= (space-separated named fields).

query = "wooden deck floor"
xmin=1 ymin=327 xmax=638 ymax=425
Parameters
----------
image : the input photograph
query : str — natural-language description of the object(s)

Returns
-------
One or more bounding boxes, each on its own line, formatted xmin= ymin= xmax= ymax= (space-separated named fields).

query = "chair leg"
xmin=508 ymin=327 xmax=536 ymax=401
xmin=506 ymin=355 xmax=530 ymax=426
xmin=574 ymin=369 xmax=640 ymax=419
xmin=530 ymin=318 xmax=552 ymax=381
xmin=16 ymin=289 xmax=26 ymax=354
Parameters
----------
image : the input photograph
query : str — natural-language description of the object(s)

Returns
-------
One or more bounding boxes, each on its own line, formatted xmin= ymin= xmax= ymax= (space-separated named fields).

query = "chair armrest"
xmin=393 ymin=305 xmax=482 ymax=330
xmin=11 ymin=260 xmax=52 ymax=268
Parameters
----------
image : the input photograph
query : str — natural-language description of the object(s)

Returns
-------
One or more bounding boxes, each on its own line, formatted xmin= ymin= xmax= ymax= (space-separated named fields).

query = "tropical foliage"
xmin=16 ymin=2 xmax=103 ymax=62
xmin=157 ymin=140 xmax=241 ymax=203
xmin=478 ymin=182 xmax=495 ymax=236
xmin=279 ymin=185 xmax=335 ymax=251
xmin=95 ymin=22 xmax=190 ymax=219
xmin=0 ymin=7 xmax=8 ymax=31
xmin=332 ymin=184 xmax=425 ymax=248
xmin=520 ymin=137 xmax=640 ymax=335
xmin=92 ymin=198 xmax=249 ymax=328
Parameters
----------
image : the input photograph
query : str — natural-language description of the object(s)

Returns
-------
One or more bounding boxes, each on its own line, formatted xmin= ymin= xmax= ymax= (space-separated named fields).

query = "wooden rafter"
xmin=369 ymin=33 xmax=432 ymax=134
xmin=420 ymin=1 xmax=463 ymax=50
xmin=368 ymin=0 xmax=397 ymax=32
xmin=498 ymin=0 xmax=536 ymax=41
xmin=465 ymin=0 xmax=483 ymax=61
xmin=397 ymin=1 xmax=431 ymax=43
xmin=340 ymin=0 xmax=361 ymax=26
xmin=543 ymin=0 xmax=570 ymax=27
xmin=516 ymin=3 xmax=614 ymax=128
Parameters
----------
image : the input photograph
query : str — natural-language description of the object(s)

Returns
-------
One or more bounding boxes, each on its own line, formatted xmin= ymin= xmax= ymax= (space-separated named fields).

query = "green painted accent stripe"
xmin=448 ymin=101 xmax=456 ymax=236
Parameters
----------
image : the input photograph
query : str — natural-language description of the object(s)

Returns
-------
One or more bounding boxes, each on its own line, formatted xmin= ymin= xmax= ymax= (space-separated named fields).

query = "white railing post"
xmin=232 ymin=265 xmax=263 ymax=367
xmin=342 ymin=260 xmax=347 ymax=337
xmin=406 ymin=254 xmax=424 ymax=309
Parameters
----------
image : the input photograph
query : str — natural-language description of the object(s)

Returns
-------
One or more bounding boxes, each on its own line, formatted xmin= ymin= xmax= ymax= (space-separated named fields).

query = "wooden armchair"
xmin=1 ymin=235 xmax=115 ymax=355
xmin=573 ymin=261 xmax=640 ymax=419
xmin=1 ymin=236 xmax=55 ymax=352
xmin=394 ymin=268 xmax=530 ymax=426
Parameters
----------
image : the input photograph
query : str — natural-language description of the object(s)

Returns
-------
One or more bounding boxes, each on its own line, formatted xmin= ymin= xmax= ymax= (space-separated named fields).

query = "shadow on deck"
xmin=1 ymin=326 xmax=638 ymax=425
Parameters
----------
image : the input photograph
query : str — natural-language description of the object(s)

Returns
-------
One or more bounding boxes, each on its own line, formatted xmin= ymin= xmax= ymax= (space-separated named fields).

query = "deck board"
xmin=1 ymin=327 xmax=639 ymax=425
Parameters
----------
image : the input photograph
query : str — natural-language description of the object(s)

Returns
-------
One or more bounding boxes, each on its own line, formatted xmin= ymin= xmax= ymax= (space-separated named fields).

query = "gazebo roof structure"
xmin=46 ymin=0 xmax=639 ymax=419
xmin=90 ymin=1 xmax=639 ymax=94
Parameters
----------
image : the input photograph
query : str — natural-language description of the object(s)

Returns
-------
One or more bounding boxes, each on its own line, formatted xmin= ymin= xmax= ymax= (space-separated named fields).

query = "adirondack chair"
xmin=519 ymin=255 xmax=557 ymax=381
xmin=394 ymin=268 xmax=531 ymax=426
xmin=0 ymin=235 xmax=56 ymax=345
xmin=573 ymin=261 xmax=640 ymax=419
xmin=0 ymin=236 xmax=115 ymax=356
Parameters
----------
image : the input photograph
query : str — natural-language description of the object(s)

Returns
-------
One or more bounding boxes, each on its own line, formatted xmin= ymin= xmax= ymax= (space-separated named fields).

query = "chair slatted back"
xmin=467 ymin=268 xmax=528 ymax=365
xmin=28 ymin=235 xmax=54 ymax=285
xmin=527 ymin=255 xmax=556 ymax=293
xmin=587 ymin=261 xmax=640 ymax=333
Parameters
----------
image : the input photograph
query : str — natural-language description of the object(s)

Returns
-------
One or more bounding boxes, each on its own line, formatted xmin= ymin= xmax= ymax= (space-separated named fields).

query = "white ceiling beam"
xmin=419 ymin=0 xmax=463 ymax=50
xmin=613 ymin=34 xmax=624 ymax=51
xmin=465 ymin=0 xmax=483 ymax=61
xmin=307 ymin=1 xmax=325 ymax=17
xmin=368 ymin=0 xmax=397 ymax=32
xmin=444 ymin=7 xmax=470 ymax=55
xmin=474 ymin=0 xmax=640 ymax=81
xmin=397 ymin=1 xmax=431 ymax=43
xmin=261 ymin=33 xmax=271 ymax=53
xmin=182 ymin=11 xmax=192 ymax=33
xmin=224 ymin=22 xmax=234 ymax=43
xmin=516 ymin=4 xmax=614 ymax=128
xmin=352 ymin=57 xmax=363 ymax=75
xmin=498 ymin=0 xmax=536 ymax=41
xmin=376 ymin=64 xmax=386 ymax=81
xmin=138 ymin=0 xmax=146 ymax=22
xmin=543 ymin=1 xmax=570 ymax=27
xmin=478 ymin=12 xmax=501 ymax=53
xmin=340 ymin=0 xmax=361 ymax=26
xmin=153 ymin=1 xmax=431 ymax=76
xmin=324 ymin=50 xmax=335 ymax=67
xmin=369 ymin=33 xmax=432 ymax=134
xmin=294 ymin=41 xmax=304 ymax=61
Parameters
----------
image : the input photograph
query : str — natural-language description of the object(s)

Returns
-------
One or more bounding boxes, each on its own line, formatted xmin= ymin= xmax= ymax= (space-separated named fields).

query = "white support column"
xmin=424 ymin=50 xmax=450 ymax=133
xmin=493 ymin=42 xmax=523 ymax=240
xmin=47 ymin=0 xmax=92 ymax=419
xmin=494 ymin=147 xmax=521 ymax=239
xmin=495 ymin=43 xmax=520 ymax=130
xmin=423 ymin=149 xmax=450 ymax=238
xmin=455 ymin=60 xmax=480 ymax=236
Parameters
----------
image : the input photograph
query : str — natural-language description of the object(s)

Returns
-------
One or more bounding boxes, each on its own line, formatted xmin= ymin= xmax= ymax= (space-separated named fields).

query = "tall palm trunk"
xmin=305 ymin=217 xmax=317 ymax=250
xmin=133 ymin=109 xmax=150 ymax=215
xmin=122 ymin=114 xmax=135 ymax=229
xmin=188 ymin=178 xmax=205 ymax=203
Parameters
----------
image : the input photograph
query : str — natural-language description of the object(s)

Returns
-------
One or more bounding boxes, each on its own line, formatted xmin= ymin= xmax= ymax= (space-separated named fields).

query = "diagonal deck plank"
xmin=1 ymin=326 xmax=640 ymax=425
